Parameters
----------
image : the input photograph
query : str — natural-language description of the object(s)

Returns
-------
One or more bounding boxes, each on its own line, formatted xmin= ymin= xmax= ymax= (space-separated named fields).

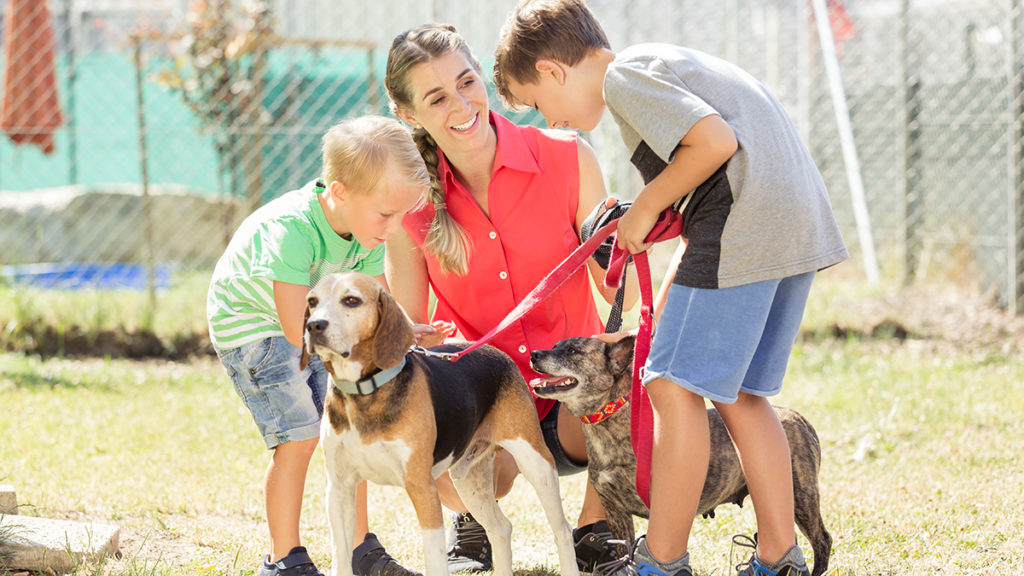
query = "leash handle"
xmin=443 ymin=218 xmax=621 ymax=361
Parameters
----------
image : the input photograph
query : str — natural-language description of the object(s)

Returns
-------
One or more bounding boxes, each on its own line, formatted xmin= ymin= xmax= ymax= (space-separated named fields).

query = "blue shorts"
xmin=643 ymin=271 xmax=815 ymax=404
xmin=215 ymin=336 xmax=328 ymax=449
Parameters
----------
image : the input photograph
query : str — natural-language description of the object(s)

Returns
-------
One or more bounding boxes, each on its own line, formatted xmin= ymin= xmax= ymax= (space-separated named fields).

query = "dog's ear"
xmin=373 ymin=288 xmax=415 ymax=369
xmin=299 ymin=297 xmax=313 ymax=370
xmin=606 ymin=335 xmax=636 ymax=375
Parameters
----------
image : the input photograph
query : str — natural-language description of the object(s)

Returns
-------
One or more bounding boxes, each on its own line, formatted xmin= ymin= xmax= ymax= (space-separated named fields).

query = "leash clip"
xmin=409 ymin=345 xmax=460 ymax=361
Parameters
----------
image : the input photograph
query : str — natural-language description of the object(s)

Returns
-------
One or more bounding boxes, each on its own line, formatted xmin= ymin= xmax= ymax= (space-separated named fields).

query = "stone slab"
xmin=0 ymin=485 xmax=15 ymax=515
xmin=0 ymin=515 xmax=120 ymax=574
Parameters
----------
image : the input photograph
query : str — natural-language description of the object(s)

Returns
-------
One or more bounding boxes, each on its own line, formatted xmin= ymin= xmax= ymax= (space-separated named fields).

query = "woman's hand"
xmin=592 ymin=329 xmax=637 ymax=343
xmin=412 ymin=320 xmax=457 ymax=348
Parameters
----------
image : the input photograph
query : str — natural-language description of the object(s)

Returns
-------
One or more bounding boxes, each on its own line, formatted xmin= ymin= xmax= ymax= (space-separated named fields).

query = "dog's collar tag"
xmin=579 ymin=396 xmax=629 ymax=424
xmin=334 ymin=356 xmax=407 ymax=395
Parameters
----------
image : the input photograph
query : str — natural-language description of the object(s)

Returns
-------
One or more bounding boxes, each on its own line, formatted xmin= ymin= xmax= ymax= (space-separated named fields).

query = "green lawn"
xmin=2 ymin=270 xmax=1023 ymax=575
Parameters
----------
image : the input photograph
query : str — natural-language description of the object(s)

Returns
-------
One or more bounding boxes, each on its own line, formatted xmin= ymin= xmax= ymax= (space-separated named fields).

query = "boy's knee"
xmin=274 ymin=436 xmax=320 ymax=458
xmin=646 ymin=377 xmax=701 ymax=403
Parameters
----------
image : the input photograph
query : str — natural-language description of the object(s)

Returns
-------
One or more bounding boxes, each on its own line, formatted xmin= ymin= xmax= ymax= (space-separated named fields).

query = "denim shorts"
xmin=540 ymin=402 xmax=588 ymax=476
xmin=215 ymin=336 xmax=328 ymax=449
xmin=643 ymin=271 xmax=815 ymax=404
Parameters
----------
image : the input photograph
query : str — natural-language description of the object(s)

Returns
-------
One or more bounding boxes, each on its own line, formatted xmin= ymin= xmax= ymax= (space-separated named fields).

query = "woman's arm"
xmin=385 ymin=228 xmax=454 ymax=347
xmin=575 ymin=137 xmax=640 ymax=310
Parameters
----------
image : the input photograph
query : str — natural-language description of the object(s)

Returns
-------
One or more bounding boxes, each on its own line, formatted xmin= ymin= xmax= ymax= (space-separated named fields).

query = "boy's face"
xmin=335 ymin=169 xmax=424 ymax=249
xmin=397 ymin=51 xmax=492 ymax=158
xmin=507 ymin=60 xmax=605 ymax=132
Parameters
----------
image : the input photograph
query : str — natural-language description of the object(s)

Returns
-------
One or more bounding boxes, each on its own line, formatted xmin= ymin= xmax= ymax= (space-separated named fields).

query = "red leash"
xmin=423 ymin=209 xmax=681 ymax=507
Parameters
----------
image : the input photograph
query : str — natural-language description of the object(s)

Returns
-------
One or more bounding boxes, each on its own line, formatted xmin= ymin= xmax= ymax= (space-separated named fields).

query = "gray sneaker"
xmin=732 ymin=534 xmax=810 ymax=576
xmin=594 ymin=536 xmax=692 ymax=576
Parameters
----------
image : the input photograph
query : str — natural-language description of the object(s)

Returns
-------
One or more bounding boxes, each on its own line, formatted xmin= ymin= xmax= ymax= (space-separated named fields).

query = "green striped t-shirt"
xmin=206 ymin=180 xmax=384 ymax=349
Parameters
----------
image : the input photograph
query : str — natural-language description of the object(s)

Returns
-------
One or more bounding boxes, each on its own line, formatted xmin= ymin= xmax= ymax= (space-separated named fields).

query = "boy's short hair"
xmin=493 ymin=0 xmax=610 ymax=108
xmin=321 ymin=115 xmax=428 ymax=194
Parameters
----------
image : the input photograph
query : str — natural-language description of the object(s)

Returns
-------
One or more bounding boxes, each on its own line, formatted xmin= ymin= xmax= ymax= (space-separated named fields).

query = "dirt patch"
xmin=3 ymin=326 xmax=214 ymax=360
xmin=807 ymin=283 xmax=1024 ymax=353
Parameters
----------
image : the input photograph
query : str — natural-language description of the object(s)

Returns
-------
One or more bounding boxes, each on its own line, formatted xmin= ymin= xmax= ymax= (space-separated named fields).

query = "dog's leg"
xmin=501 ymin=438 xmax=579 ymax=576
xmin=782 ymin=413 xmax=831 ymax=576
xmin=326 ymin=467 xmax=359 ymax=576
xmin=404 ymin=470 xmax=447 ymax=576
xmin=452 ymin=450 xmax=515 ymax=576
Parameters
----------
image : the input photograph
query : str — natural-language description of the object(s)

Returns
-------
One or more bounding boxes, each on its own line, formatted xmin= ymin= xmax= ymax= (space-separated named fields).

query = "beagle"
xmin=301 ymin=272 xmax=579 ymax=576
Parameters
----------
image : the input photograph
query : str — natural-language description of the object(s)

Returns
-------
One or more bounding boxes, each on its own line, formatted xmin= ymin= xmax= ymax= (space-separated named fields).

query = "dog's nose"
xmin=530 ymin=351 xmax=542 ymax=363
xmin=307 ymin=319 xmax=328 ymax=333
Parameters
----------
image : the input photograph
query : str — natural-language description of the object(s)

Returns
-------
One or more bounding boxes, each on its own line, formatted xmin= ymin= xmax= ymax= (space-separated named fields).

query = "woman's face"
xmin=398 ymin=51 xmax=491 ymax=156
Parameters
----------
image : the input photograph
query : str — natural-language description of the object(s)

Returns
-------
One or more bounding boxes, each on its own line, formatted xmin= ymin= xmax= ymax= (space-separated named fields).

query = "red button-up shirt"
xmin=402 ymin=112 xmax=604 ymax=419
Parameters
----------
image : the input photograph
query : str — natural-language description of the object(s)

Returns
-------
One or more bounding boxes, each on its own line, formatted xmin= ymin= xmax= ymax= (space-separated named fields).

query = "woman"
xmin=383 ymin=24 xmax=638 ymax=573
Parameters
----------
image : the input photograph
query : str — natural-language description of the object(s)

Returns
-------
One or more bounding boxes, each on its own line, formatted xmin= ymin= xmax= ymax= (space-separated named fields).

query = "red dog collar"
xmin=580 ymin=396 xmax=629 ymax=424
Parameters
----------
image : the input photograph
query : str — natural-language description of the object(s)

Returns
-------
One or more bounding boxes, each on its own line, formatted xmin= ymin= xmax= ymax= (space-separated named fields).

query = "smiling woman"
xmin=381 ymin=23 xmax=640 ymax=574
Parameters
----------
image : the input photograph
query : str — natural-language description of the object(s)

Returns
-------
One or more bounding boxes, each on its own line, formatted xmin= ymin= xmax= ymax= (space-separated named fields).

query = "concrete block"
xmin=0 ymin=485 xmax=16 ymax=514
xmin=0 ymin=515 xmax=120 ymax=574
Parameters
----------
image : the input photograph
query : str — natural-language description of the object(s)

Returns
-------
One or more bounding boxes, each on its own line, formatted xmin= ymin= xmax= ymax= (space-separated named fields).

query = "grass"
xmin=0 ymin=272 xmax=211 ymax=358
xmin=1 ymin=266 xmax=1023 ymax=574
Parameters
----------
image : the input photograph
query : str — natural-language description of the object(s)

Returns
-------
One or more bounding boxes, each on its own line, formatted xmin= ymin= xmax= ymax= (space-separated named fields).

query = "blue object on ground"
xmin=1 ymin=262 xmax=172 ymax=290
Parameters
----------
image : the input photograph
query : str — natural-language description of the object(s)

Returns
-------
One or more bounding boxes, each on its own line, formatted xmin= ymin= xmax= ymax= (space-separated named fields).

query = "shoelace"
xmin=451 ymin=515 xmax=488 ymax=555
xmin=731 ymin=534 xmax=774 ymax=576
xmin=590 ymin=539 xmax=632 ymax=576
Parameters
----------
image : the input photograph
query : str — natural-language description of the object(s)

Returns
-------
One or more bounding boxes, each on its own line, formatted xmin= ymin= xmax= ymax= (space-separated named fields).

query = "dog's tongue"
xmin=529 ymin=375 xmax=572 ymax=389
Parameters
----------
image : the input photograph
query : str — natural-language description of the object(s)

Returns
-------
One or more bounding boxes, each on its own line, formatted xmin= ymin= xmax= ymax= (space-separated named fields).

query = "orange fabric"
xmin=403 ymin=112 xmax=604 ymax=419
xmin=1 ymin=0 xmax=63 ymax=154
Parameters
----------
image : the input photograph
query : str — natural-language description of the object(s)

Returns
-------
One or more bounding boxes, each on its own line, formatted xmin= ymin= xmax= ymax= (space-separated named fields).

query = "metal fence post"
xmin=133 ymin=35 xmax=157 ymax=326
xmin=902 ymin=0 xmax=923 ymax=283
xmin=1011 ymin=0 xmax=1024 ymax=313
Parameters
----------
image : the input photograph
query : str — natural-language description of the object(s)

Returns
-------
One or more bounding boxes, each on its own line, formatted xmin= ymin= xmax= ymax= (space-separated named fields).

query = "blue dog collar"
xmin=333 ymin=356 xmax=407 ymax=396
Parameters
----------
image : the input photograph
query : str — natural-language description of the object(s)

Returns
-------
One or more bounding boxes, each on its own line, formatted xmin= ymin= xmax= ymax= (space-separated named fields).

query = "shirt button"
xmin=518 ymin=345 xmax=527 ymax=354
xmin=489 ymin=231 xmax=497 ymax=239
xmin=499 ymin=271 xmax=508 ymax=280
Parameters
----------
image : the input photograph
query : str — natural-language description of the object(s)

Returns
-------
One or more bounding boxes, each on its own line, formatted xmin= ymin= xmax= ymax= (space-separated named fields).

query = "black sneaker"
xmin=573 ymin=520 xmax=622 ymax=572
xmin=447 ymin=512 xmax=493 ymax=572
xmin=732 ymin=534 xmax=810 ymax=576
xmin=258 ymin=546 xmax=323 ymax=576
xmin=353 ymin=533 xmax=421 ymax=576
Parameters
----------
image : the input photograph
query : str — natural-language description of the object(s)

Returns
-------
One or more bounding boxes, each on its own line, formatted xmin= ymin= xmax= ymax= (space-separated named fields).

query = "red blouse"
xmin=402 ymin=112 xmax=605 ymax=419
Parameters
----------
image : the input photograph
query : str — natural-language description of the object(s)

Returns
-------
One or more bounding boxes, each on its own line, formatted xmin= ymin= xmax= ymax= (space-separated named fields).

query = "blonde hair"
xmin=384 ymin=24 xmax=476 ymax=276
xmin=321 ymin=115 xmax=429 ymax=197
xmin=493 ymin=0 xmax=610 ymax=109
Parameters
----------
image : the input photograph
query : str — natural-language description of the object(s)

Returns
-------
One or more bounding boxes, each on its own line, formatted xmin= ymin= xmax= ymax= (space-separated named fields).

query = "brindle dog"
xmin=529 ymin=336 xmax=831 ymax=576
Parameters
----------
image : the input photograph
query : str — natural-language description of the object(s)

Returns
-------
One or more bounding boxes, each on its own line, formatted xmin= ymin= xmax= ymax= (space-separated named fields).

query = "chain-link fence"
xmin=2 ymin=0 xmax=1023 ymax=312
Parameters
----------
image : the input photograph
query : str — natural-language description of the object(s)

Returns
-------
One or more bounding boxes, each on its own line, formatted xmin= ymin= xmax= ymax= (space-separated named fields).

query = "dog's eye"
xmin=341 ymin=296 xmax=362 ymax=307
xmin=307 ymin=296 xmax=319 ymax=308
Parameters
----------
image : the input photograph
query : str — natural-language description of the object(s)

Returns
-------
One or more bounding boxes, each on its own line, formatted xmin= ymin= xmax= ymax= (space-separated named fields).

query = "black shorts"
xmin=540 ymin=402 xmax=588 ymax=476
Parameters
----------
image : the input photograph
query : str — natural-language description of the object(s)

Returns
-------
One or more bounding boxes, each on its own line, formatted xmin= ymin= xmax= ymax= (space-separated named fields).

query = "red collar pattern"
xmin=580 ymin=396 xmax=629 ymax=424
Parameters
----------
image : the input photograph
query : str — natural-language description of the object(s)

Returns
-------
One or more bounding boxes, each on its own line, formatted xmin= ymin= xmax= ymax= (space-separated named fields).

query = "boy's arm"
xmin=575 ymin=138 xmax=640 ymax=311
xmin=274 ymin=280 xmax=311 ymax=348
xmin=616 ymin=114 xmax=737 ymax=254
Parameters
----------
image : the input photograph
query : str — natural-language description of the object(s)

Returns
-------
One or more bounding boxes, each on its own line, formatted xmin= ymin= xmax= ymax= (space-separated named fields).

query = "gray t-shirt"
xmin=604 ymin=43 xmax=848 ymax=289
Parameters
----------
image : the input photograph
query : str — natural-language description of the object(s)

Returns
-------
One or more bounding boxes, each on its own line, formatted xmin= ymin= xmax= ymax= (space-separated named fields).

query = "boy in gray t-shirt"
xmin=495 ymin=1 xmax=847 ymax=576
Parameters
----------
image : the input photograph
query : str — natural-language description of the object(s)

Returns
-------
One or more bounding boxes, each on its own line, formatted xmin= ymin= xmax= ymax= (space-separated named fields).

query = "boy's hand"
xmin=412 ymin=320 xmax=456 ymax=348
xmin=615 ymin=202 xmax=660 ymax=254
